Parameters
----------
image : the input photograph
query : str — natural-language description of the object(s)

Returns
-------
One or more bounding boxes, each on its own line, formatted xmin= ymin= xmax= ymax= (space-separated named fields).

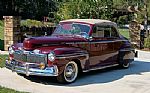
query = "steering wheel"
xmin=79 ymin=32 xmax=89 ymax=39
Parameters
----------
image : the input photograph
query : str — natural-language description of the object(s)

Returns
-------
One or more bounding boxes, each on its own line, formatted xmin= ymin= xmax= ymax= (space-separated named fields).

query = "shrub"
xmin=0 ymin=20 xmax=4 ymax=27
xmin=144 ymin=36 xmax=150 ymax=49
xmin=21 ymin=19 xmax=55 ymax=27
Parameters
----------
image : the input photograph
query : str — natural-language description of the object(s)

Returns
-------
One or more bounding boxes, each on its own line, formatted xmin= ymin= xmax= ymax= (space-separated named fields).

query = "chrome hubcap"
xmin=65 ymin=65 xmax=74 ymax=77
xmin=64 ymin=61 xmax=78 ymax=82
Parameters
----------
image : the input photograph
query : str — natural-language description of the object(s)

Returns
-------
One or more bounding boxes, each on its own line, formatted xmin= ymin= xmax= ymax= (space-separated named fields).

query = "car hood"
xmin=23 ymin=35 xmax=87 ymax=50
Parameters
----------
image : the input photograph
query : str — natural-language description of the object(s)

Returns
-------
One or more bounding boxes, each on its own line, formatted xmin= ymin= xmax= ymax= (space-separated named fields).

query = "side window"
xmin=104 ymin=28 xmax=111 ymax=37
xmin=92 ymin=25 xmax=119 ymax=38
xmin=111 ymin=26 xmax=119 ymax=37
xmin=92 ymin=26 xmax=104 ymax=37
xmin=103 ymin=26 xmax=111 ymax=37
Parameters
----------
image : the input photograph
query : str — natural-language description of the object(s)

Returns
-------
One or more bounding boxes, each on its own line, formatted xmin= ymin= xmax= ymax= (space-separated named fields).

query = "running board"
xmin=83 ymin=64 xmax=119 ymax=72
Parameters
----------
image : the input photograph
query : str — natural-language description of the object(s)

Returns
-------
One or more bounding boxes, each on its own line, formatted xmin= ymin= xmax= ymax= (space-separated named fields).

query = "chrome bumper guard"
xmin=5 ymin=60 xmax=58 ymax=76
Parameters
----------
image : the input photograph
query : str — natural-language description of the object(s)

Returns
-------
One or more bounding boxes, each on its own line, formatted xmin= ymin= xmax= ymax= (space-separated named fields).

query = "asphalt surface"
xmin=0 ymin=50 xmax=150 ymax=93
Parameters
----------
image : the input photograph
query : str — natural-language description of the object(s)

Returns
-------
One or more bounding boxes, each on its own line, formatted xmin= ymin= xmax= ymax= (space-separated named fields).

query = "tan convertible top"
xmin=60 ymin=19 xmax=117 ymax=28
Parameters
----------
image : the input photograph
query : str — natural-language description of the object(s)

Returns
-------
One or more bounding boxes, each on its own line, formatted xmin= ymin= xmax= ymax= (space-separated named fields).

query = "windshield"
xmin=52 ymin=23 xmax=90 ymax=38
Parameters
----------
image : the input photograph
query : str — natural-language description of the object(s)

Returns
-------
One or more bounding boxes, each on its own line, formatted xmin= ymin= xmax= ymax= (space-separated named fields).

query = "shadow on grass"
xmin=0 ymin=39 xmax=4 ymax=50
xmin=21 ymin=60 xmax=150 ymax=86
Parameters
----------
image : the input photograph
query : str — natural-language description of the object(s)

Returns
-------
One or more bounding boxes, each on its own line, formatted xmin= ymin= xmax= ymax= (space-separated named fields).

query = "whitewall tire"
xmin=57 ymin=61 xmax=78 ymax=83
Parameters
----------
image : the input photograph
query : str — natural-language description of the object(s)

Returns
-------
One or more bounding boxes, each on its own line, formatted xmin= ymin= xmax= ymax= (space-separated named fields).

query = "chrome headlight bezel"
xmin=8 ymin=46 xmax=14 ymax=54
xmin=33 ymin=49 xmax=40 ymax=54
xmin=48 ymin=51 xmax=55 ymax=62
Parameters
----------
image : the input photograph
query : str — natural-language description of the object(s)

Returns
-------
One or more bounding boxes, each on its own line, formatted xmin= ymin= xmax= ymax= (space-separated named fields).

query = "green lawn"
xmin=0 ymin=55 xmax=29 ymax=93
xmin=119 ymin=28 xmax=130 ymax=39
xmin=0 ymin=86 xmax=28 ymax=93
xmin=0 ymin=55 xmax=8 ymax=68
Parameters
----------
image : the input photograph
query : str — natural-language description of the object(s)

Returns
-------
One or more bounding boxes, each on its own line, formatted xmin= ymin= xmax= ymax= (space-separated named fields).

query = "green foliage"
xmin=117 ymin=15 xmax=128 ymax=25
xmin=0 ymin=20 xmax=4 ymax=39
xmin=55 ymin=0 xmax=114 ymax=21
xmin=0 ymin=20 xmax=4 ymax=27
xmin=0 ymin=0 xmax=149 ymax=23
xmin=21 ymin=19 xmax=54 ymax=27
xmin=21 ymin=19 xmax=43 ymax=27
xmin=0 ymin=85 xmax=28 ymax=93
xmin=55 ymin=0 xmax=150 ymax=24
xmin=0 ymin=55 xmax=8 ymax=68
xmin=0 ymin=0 xmax=57 ymax=20
xmin=0 ymin=20 xmax=4 ymax=50
xmin=144 ymin=36 xmax=150 ymax=49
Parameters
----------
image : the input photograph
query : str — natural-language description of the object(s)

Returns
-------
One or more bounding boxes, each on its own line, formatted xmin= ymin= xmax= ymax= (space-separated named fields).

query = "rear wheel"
xmin=57 ymin=61 xmax=78 ymax=83
xmin=119 ymin=60 xmax=130 ymax=68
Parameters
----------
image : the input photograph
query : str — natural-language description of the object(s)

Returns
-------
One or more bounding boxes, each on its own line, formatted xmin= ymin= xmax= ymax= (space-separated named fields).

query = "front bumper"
xmin=5 ymin=60 xmax=58 ymax=76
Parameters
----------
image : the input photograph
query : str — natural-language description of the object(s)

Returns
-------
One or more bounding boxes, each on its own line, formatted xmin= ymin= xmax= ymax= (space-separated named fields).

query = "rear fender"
xmin=118 ymin=48 xmax=135 ymax=64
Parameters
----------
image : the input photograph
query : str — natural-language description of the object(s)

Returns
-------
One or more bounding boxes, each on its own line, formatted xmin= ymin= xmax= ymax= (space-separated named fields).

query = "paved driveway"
xmin=0 ymin=50 xmax=150 ymax=93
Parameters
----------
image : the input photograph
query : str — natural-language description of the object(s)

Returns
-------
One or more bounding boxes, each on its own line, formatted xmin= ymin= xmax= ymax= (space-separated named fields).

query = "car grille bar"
xmin=13 ymin=50 xmax=47 ymax=63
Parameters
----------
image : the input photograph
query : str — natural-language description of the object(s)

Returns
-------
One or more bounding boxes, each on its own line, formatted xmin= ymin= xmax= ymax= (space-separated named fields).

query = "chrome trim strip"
xmin=90 ymin=40 xmax=128 ymax=44
xmin=83 ymin=64 xmax=119 ymax=72
xmin=26 ymin=64 xmax=29 ymax=76
xmin=66 ymin=42 xmax=88 ymax=44
xmin=66 ymin=39 xmax=128 ymax=44
xmin=5 ymin=60 xmax=58 ymax=76
xmin=56 ymin=53 xmax=89 ymax=59
xmin=115 ymin=40 xmax=128 ymax=42
xmin=120 ymin=48 xmax=135 ymax=52
xmin=56 ymin=52 xmax=88 ymax=57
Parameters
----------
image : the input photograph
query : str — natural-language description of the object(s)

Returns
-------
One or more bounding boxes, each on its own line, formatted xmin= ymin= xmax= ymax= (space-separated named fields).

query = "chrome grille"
xmin=13 ymin=50 xmax=47 ymax=63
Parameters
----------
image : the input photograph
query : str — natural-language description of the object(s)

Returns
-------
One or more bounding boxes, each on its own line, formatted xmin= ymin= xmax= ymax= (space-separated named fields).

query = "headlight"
xmin=48 ymin=51 xmax=55 ymax=62
xmin=33 ymin=49 xmax=40 ymax=54
xmin=8 ymin=47 xmax=14 ymax=54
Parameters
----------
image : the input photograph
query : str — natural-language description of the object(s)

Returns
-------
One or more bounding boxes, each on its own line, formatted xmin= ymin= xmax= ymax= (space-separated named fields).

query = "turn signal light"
xmin=39 ymin=63 xmax=45 ymax=69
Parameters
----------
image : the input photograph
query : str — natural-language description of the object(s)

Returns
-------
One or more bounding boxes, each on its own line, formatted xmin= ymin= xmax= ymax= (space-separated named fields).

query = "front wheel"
xmin=57 ymin=61 xmax=78 ymax=83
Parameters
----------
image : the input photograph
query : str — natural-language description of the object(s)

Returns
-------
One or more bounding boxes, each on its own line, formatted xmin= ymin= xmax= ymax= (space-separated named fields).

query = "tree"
xmin=0 ymin=0 xmax=58 ymax=20
xmin=55 ymin=0 xmax=114 ymax=21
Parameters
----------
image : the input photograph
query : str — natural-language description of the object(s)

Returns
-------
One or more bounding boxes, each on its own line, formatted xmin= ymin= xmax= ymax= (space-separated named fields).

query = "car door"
xmin=89 ymin=25 xmax=117 ymax=69
xmin=110 ymin=26 xmax=123 ymax=64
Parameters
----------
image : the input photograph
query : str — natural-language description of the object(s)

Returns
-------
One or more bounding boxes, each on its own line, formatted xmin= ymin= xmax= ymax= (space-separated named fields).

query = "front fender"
xmin=53 ymin=47 xmax=89 ymax=74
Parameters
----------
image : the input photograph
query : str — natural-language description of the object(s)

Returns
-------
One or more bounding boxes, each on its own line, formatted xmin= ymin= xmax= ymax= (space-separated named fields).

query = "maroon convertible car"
xmin=6 ymin=19 xmax=135 ymax=83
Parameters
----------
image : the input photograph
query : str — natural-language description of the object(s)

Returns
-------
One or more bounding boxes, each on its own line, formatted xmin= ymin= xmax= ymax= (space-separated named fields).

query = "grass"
xmin=118 ymin=28 xmax=129 ymax=39
xmin=0 ymin=86 xmax=28 ymax=93
xmin=0 ymin=20 xmax=4 ymax=50
xmin=0 ymin=55 xmax=8 ymax=68
xmin=0 ymin=55 xmax=29 ymax=93
xmin=0 ymin=25 xmax=4 ymax=40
